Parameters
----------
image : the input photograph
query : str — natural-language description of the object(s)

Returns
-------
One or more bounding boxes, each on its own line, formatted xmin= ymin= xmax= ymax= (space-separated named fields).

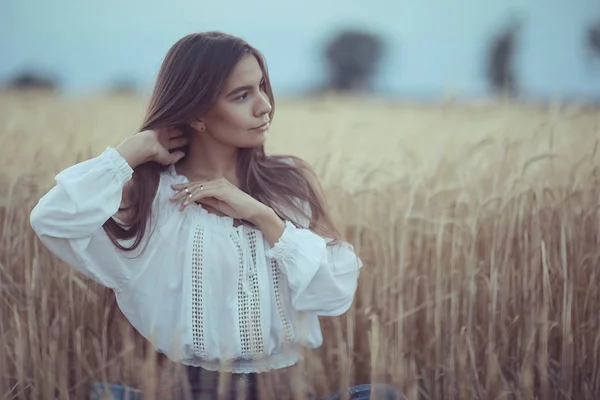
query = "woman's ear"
xmin=190 ymin=119 xmax=206 ymax=132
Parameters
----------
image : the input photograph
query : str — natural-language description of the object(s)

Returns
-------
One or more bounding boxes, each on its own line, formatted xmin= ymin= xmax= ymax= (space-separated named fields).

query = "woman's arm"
xmin=30 ymin=147 xmax=139 ymax=290
xmin=256 ymin=160 xmax=363 ymax=317
xmin=30 ymin=130 xmax=186 ymax=290
xmin=264 ymin=220 xmax=362 ymax=317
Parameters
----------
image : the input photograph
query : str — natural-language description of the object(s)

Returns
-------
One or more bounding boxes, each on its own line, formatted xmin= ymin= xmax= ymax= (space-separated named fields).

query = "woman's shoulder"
xmin=114 ymin=165 xmax=179 ymax=223
xmin=155 ymin=165 xmax=186 ymax=207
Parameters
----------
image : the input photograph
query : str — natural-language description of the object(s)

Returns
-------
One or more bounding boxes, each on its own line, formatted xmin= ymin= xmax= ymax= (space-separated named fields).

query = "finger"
xmin=170 ymin=181 xmax=211 ymax=201
xmin=170 ymin=181 xmax=212 ymax=191
xmin=178 ymin=190 xmax=201 ymax=211
xmin=196 ymin=197 xmax=223 ymax=213
xmin=197 ymin=197 xmax=216 ymax=206
xmin=169 ymin=151 xmax=186 ymax=164
xmin=168 ymin=137 xmax=188 ymax=149
xmin=187 ymin=186 xmax=226 ymax=204
xmin=167 ymin=128 xmax=183 ymax=138
xmin=197 ymin=197 xmax=221 ymax=210
xmin=181 ymin=187 xmax=221 ymax=210
xmin=155 ymin=127 xmax=173 ymax=137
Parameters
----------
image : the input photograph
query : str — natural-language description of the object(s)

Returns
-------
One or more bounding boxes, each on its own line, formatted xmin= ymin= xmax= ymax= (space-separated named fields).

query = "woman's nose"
xmin=255 ymin=93 xmax=272 ymax=116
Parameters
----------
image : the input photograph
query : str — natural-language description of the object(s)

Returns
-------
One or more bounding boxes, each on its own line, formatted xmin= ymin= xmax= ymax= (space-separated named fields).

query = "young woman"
xmin=30 ymin=31 xmax=401 ymax=399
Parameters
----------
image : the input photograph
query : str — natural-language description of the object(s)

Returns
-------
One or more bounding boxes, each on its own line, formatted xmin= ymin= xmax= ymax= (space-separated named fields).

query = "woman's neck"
xmin=176 ymin=133 xmax=240 ymax=186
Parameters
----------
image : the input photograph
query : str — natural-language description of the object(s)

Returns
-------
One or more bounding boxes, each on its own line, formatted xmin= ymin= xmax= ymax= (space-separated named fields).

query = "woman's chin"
xmin=237 ymin=133 xmax=267 ymax=149
xmin=250 ymin=131 xmax=268 ymax=145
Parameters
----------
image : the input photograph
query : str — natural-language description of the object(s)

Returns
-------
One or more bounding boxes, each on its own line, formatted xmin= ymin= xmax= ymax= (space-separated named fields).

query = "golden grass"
xmin=1 ymin=91 xmax=600 ymax=399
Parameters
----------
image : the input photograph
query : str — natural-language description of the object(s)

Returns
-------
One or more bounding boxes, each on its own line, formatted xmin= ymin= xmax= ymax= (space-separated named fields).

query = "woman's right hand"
xmin=116 ymin=128 xmax=188 ymax=169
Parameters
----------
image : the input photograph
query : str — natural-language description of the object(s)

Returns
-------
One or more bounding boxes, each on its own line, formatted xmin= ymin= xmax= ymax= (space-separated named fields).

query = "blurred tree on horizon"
xmin=322 ymin=29 xmax=386 ymax=93
xmin=485 ymin=16 xmax=524 ymax=99
xmin=5 ymin=70 xmax=59 ymax=92
xmin=106 ymin=76 xmax=139 ymax=96
xmin=587 ymin=19 xmax=600 ymax=61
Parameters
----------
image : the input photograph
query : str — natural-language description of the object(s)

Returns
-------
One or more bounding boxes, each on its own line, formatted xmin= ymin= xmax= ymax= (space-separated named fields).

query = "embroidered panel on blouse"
xmin=190 ymin=223 xmax=297 ymax=362
xmin=231 ymin=230 xmax=264 ymax=359
xmin=271 ymin=258 xmax=295 ymax=344
xmin=191 ymin=224 xmax=207 ymax=358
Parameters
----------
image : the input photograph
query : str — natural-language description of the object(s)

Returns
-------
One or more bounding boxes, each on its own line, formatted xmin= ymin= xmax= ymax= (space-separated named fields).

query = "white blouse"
xmin=29 ymin=147 xmax=363 ymax=373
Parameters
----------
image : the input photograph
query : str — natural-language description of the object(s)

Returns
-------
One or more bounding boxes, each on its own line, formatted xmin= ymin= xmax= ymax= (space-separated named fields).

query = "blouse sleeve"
xmin=29 ymin=147 xmax=139 ymax=291
xmin=265 ymin=220 xmax=363 ymax=317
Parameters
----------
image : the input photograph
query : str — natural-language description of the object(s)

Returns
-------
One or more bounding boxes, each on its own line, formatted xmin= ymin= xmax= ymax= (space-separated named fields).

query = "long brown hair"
xmin=102 ymin=31 xmax=341 ymax=251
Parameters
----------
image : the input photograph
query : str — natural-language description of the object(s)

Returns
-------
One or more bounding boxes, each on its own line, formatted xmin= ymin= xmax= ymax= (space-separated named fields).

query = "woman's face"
xmin=198 ymin=54 xmax=272 ymax=148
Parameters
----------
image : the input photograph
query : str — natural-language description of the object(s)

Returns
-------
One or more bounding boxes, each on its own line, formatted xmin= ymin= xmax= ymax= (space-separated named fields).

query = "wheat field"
xmin=1 ymin=91 xmax=600 ymax=399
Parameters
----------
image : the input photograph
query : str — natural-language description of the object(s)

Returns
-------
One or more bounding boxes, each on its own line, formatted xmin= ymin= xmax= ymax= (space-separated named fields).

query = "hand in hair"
xmin=116 ymin=128 xmax=188 ymax=169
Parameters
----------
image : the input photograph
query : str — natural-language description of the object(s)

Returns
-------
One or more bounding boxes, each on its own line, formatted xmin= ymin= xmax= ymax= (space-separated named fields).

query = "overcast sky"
xmin=2 ymin=0 xmax=600 ymax=100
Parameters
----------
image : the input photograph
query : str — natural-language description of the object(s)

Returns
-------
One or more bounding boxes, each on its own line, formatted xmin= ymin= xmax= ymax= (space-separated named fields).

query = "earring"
xmin=200 ymin=126 xmax=205 ymax=132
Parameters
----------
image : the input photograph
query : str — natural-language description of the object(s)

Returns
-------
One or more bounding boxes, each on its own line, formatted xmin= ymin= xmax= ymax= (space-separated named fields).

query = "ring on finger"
xmin=200 ymin=184 xmax=204 ymax=191
xmin=184 ymin=187 xmax=190 ymax=194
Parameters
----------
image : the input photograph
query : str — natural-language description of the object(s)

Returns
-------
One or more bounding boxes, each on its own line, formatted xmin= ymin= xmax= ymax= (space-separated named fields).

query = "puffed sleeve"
xmin=265 ymin=220 xmax=363 ymax=317
xmin=30 ymin=147 xmax=140 ymax=290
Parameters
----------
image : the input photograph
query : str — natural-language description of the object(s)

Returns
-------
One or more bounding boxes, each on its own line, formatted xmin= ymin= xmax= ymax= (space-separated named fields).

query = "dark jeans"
xmin=91 ymin=367 xmax=405 ymax=400
xmin=318 ymin=383 xmax=404 ymax=400
xmin=185 ymin=365 xmax=259 ymax=400
xmin=184 ymin=366 xmax=404 ymax=400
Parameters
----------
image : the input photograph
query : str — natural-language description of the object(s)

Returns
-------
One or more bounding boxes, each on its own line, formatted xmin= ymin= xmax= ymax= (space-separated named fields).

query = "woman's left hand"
xmin=170 ymin=179 xmax=270 ymax=222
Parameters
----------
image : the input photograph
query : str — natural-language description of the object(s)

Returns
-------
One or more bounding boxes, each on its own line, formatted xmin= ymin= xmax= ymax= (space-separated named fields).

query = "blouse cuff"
xmin=100 ymin=146 xmax=134 ymax=183
xmin=264 ymin=220 xmax=327 ymax=275
xmin=265 ymin=220 xmax=299 ymax=261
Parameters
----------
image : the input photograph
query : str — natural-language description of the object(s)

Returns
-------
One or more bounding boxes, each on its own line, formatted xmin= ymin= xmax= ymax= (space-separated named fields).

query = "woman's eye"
xmin=235 ymin=92 xmax=249 ymax=101
xmin=235 ymin=82 xmax=265 ymax=101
